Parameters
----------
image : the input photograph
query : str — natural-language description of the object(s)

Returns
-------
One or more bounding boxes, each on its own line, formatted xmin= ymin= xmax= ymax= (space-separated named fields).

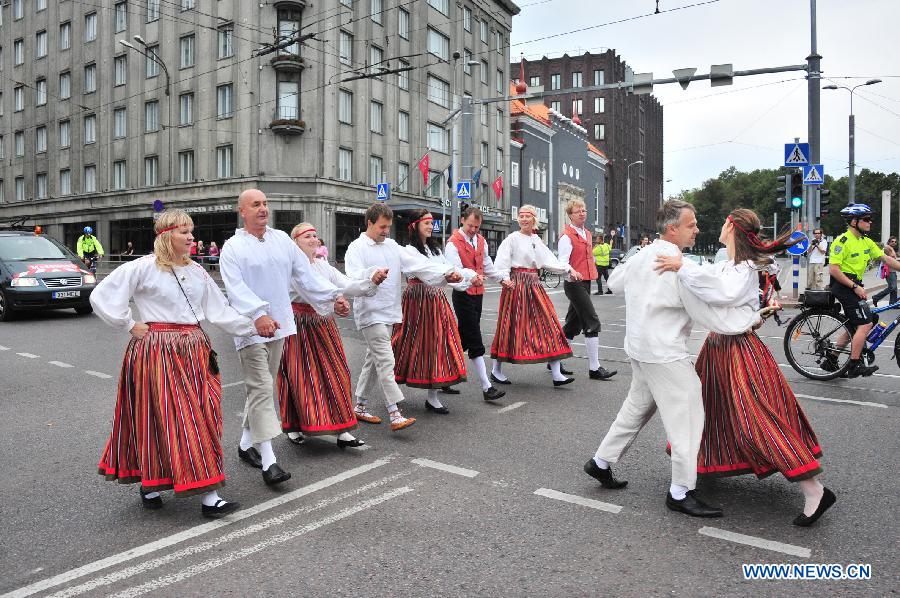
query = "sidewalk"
xmin=776 ymin=261 xmax=887 ymax=307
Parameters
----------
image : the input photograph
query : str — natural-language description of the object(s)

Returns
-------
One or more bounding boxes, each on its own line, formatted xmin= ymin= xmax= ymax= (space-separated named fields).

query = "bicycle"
xmin=539 ymin=269 xmax=561 ymax=289
xmin=783 ymin=290 xmax=900 ymax=380
xmin=82 ymin=254 xmax=100 ymax=276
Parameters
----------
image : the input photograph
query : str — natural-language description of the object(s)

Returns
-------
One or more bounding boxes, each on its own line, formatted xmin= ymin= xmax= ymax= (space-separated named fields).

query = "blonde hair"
xmin=153 ymin=209 xmax=193 ymax=269
xmin=565 ymin=199 xmax=586 ymax=215
xmin=518 ymin=204 xmax=538 ymax=224
xmin=290 ymin=222 xmax=317 ymax=241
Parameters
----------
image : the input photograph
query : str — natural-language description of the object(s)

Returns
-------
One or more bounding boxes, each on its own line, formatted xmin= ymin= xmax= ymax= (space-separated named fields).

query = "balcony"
xmin=271 ymin=107 xmax=305 ymax=136
xmin=274 ymin=0 xmax=307 ymax=8
xmin=270 ymin=53 xmax=305 ymax=72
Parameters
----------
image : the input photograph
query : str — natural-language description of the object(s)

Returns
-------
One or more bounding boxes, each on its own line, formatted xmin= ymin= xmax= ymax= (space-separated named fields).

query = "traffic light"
xmin=818 ymin=188 xmax=831 ymax=217
xmin=790 ymin=175 xmax=804 ymax=209
xmin=776 ymin=173 xmax=792 ymax=207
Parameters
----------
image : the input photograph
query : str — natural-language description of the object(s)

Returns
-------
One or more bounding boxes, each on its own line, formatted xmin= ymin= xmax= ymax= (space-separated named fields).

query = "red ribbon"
xmin=728 ymin=216 xmax=780 ymax=252
xmin=408 ymin=215 xmax=433 ymax=229
xmin=156 ymin=224 xmax=182 ymax=236
xmin=291 ymin=226 xmax=316 ymax=239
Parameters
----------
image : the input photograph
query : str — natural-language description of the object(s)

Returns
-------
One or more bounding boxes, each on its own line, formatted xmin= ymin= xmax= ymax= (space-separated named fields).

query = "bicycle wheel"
xmin=783 ymin=310 xmax=854 ymax=380
xmin=543 ymin=271 xmax=561 ymax=289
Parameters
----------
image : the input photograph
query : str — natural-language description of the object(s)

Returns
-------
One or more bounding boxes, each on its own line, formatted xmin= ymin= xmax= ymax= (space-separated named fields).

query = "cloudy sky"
xmin=510 ymin=0 xmax=900 ymax=198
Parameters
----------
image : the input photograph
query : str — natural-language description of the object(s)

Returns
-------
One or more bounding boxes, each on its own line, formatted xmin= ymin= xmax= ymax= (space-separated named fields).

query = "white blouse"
xmin=494 ymin=231 xmax=573 ymax=280
xmin=290 ymin=257 xmax=377 ymax=316
xmin=676 ymin=259 xmax=759 ymax=309
xmin=404 ymin=245 xmax=477 ymax=292
xmin=90 ymin=255 xmax=256 ymax=337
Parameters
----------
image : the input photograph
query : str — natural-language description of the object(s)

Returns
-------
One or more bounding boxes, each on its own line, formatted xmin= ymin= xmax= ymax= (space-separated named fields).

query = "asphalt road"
xmin=0 ymin=284 xmax=897 ymax=596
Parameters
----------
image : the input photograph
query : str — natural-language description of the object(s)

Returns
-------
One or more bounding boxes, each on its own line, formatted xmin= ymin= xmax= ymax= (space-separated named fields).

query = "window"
xmin=60 ymin=169 xmax=71 ymax=195
xmin=14 ymin=86 xmax=24 ymax=111
xmin=13 ymin=0 xmax=23 ymax=20
xmin=398 ymin=162 xmax=409 ymax=192
xmin=371 ymin=0 xmax=382 ymax=24
xmin=464 ymin=49 xmax=473 ymax=75
xmin=370 ymin=45 xmax=383 ymax=74
xmin=36 ymin=173 xmax=48 ymax=199
xmin=370 ymin=101 xmax=383 ymax=134
xmin=113 ymin=160 xmax=127 ymax=190
xmin=36 ymin=79 xmax=47 ymax=106
xmin=147 ymin=0 xmax=160 ymax=22
xmin=480 ymin=142 xmax=488 ymax=169
xmin=463 ymin=7 xmax=472 ymax=31
xmin=0 ymin=93 xmax=3 ymax=116
xmin=480 ymin=20 xmax=488 ymax=43
xmin=398 ymin=111 xmax=409 ymax=142
xmin=541 ymin=163 xmax=547 ymax=192
xmin=36 ymin=127 xmax=47 ymax=153
xmin=144 ymin=156 xmax=158 ymax=186
xmin=529 ymin=76 xmax=539 ymax=87
xmin=84 ymin=165 xmax=97 ymax=192
xmin=0 ymin=137 xmax=3 ymax=160
xmin=338 ymin=89 xmax=352 ymax=124
xmin=572 ymin=72 xmax=582 ymax=87
xmin=480 ymin=104 xmax=487 ymax=125
xmin=427 ymin=28 xmax=449 ymax=60
xmin=146 ymin=45 xmax=160 ymax=78
xmin=218 ymin=25 xmax=234 ymax=59
xmin=180 ymin=35 xmax=195 ymax=69
xmin=60 ymin=22 xmax=71 ymax=50
xmin=495 ymin=31 xmax=503 ymax=54
xmin=338 ymin=148 xmax=352 ymax=181
xmin=179 ymin=151 xmax=194 ymax=182
xmin=339 ymin=31 xmax=353 ymax=66
xmin=594 ymin=124 xmax=605 ymax=140
xmin=37 ymin=0 xmax=47 ymax=11
xmin=496 ymin=69 xmax=504 ymax=93
xmin=59 ymin=120 xmax=70 ymax=147
xmin=36 ymin=31 xmax=48 ymax=58
xmin=145 ymin=101 xmax=159 ymax=132
xmin=277 ymin=81 xmax=298 ymax=119
xmin=14 ymin=131 xmax=24 ymax=156
xmin=340 ymin=0 xmax=352 ymax=5
xmin=496 ymin=109 xmax=503 ymax=132
xmin=572 ymin=98 xmax=583 ymax=117
xmin=278 ymin=9 xmax=300 ymax=55
xmin=14 ymin=39 xmax=23 ymax=65
xmin=480 ymin=60 xmax=488 ymax=84
xmin=427 ymin=123 xmax=448 ymax=153
xmin=179 ymin=93 xmax=193 ymax=125
xmin=398 ymin=60 xmax=409 ymax=90
xmin=594 ymin=97 xmax=605 ymax=113
xmin=114 ymin=56 xmax=127 ymax=86
xmin=114 ymin=107 xmax=127 ymax=138
xmin=496 ymin=148 xmax=504 ymax=175
xmin=398 ymin=8 xmax=409 ymax=39
xmin=427 ymin=75 xmax=450 ymax=108
xmin=510 ymin=161 xmax=519 ymax=187
xmin=15 ymin=178 xmax=25 ymax=202
xmin=84 ymin=115 xmax=96 ymax=144
xmin=369 ymin=156 xmax=384 ymax=185
xmin=427 ymin=0 xmax=449 ymax=15
xmin=59 ymin=72 xmax=71 ymax=99
xmin=84 ymin=64 xmax=97 ymax=93
xmin=216 ymin=84 xmax=233 ymax=118
xmin=594 ymin=69 xmax=604 ymax=86
xmin=550 ymin=74 xmax=560 ymax=90
xmin=550 ymin=100 xmax=561 ymax=113
xmin=85 ymin=13 xmax=97 ymax=42
xmin=425 ymin=170 xmax=445 ymax=198
xmin=181 ymin=0 xmax=195 ymax=9
xmin=115 ymin=2 xmax=128 ymax=32
xmin=216 ymin=145 xmax=233 ymax=178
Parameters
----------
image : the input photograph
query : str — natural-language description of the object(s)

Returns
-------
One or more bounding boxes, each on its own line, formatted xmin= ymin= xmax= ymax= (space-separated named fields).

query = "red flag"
xmin=492 ymin=175 xmax=503 ymax=202
xmin=417 ymin=153 xmax=430 ymax=186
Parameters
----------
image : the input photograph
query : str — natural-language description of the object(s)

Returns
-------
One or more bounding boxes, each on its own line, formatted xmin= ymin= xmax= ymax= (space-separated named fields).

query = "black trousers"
xmin=563 ymin=280 xmax=601 ymax=339
xmin=595 ymin=266 xmax=610 ymax=293
xmin=452 ymin=291 xmax=486 ymax=359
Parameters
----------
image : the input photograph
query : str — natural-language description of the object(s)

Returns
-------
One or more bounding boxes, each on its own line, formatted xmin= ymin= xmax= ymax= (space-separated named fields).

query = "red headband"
xmin=727 ymin=216 xmax=780 ymax=252
xmin=408 ymin=214 xmax=433 ymax=229
xmin=291 ymin=226 xmax=317 ymax=239
xmin=156 ymin=224 xmax=182 ymax=236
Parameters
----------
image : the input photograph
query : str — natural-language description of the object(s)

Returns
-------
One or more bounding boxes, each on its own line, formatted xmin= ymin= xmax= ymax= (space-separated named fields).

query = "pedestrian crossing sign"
xmin=802 ymin=164 xmax=824 ymax=185
xmin=784 ymin=143 xmax=810 ymax=166
xmin=456 ymin=181 xmax=472 ymax=200
xmin=376 ymin=183 xmax=390 ymax=201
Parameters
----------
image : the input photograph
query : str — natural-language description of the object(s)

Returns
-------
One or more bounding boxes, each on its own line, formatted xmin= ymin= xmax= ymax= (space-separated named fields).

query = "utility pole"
xmin=806 ymin=0 xmax=822 ymax=232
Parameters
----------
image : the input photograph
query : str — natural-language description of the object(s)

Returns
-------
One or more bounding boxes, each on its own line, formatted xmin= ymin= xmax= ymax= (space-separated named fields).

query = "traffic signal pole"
xmin=807 ymin=0 xmax=822 ymax=232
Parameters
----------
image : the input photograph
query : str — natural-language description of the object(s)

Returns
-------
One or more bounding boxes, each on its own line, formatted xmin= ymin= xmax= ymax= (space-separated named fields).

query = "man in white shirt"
xmin=806 ymin=228 xmax=828 ymax=291
xmin=220 ymin=189 xmax=347 ymax=487
xmin=583 ymin=200 xmax=758 ymax=518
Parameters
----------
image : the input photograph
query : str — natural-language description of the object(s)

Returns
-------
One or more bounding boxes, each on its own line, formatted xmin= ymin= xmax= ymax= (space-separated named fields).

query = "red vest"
xmin=450 ymin=230 xmax=485 ymax=296
xmin=562 ymin=225 xmax=598 ymax=281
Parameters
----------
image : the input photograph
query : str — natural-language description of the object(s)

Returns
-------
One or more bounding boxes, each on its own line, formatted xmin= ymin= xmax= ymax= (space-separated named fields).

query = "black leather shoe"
xmin=490 ymin=373 xmax=512 ymax=385
xmin=792 ymin=487 xmax=836 ymax=527
xmin=589 ymin=367 xmax=618 ymax=380
xmin=262 ymin=463 xmax=291 ymax=486
xmin=547 ymin=362 xmax=574 ymax=376
xmin=583 ymin=459 xmax=628 ymax=489
xmin=593 ymin=292 xmax=602 ymax=295
xmin=666 ymin=490 xmax=723 ymax=518
xmin=286 ymin=432 xmax=306 ymax=446
xmin=552 ymin=377 xmax=574 ymax=387
xmin=483 ymin=386 xmax=506 ymax=401
xmin=441 ymin=387 xmax=461 ymax=395
xmin=201 ymin=499 xmax=240 ymax=519
xmin=336 ymin=436 xmax=367 ymax=450
xmin=425 ymin=401 xmax=450 ymax=414
xmin=847 ymin=360 xmax=878 ymax=378
xmin=238 ymin=446 xmax=262 ymax=469
xmin=141 ymin=493 xmax=163 ymax=510
xmin=604 ymin=290 xmax=613 ymax=295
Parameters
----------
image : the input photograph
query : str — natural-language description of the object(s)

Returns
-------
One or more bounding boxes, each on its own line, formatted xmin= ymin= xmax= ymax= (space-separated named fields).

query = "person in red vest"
xmin=557 ymin=199 xmax=617 ymax=381
xmin=444 ymin=206 xmax=507 ymax=401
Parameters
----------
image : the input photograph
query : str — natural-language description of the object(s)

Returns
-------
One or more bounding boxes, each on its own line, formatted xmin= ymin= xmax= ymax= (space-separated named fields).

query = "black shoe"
xmin=547 ymin=362 xmax=574 ymax=376
xmin=441 ymin=387 xmax=461 ymax=395
xmin=552 ymin=376 xmax=575 ymax=387
xmin=201 ymin=499 xmax=240 ymax=519
xmin=425 ymin=401 xmax=450 ymax=414
xmin=792 ymin=487 xmax=836 ymax=527
xmin=238 ymin=446 xmax=262 ymax=469
xmin=286 ymin=432 xmax=306 ymax=446
xmin=483 ymin=386 xmax=506 ymax=401
xmin=666 ymin=490 xmax=723 ymax=518
xmin=594 ymin=292 xmax=602 ymax=295
xmin=583 ymin=459 xmax=628 ymax=489
xmin=872 ymin=298 xmax=879 ymax=308
xmin=141 ymin=492 xmax=163 ymax=510
xmin=262 ymin=463 xmax=291 ymax=486
xmin=820 ymin=354 xmax=840 ymax=373
xmin=589 ymin=367 xmax=617 ymax=380
xmin=605 ymin=290 xmax=613 ymax=295
xmin=847 ymin=360 xmax=878 ymax=378
xmin=336 ymin=436 xmax=366 ymax=450
xmin=490 ymin=372 xmax=512 ymax=385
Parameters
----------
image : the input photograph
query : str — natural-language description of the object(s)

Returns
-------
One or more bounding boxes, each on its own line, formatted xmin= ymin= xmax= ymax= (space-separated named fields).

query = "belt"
xmin=147 ymin=322 xmax=200 ymax=332
xmin=511 ymin=267 xmax=538 ymax=273
xmin=291 ymin=302 xmax=316 ymax=315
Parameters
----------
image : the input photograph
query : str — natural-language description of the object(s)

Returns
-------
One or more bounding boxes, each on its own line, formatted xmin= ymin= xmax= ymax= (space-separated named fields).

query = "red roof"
xmin=587 ymin=143 xmax=608 ymax=159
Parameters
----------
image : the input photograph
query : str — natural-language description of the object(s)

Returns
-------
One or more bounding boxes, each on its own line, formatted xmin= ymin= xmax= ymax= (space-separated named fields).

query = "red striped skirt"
xmin=276 ymin=303 xmax=358 ymax=436
xmin=97 ymin=323 xmax=226 ymax=496
xmin=490 ymin=268 xmax=573 ymax=364
xmin=696 ymin=332 xmax=822 ymax=481
xmin=392 ymin=279 xmax=467 ymax=388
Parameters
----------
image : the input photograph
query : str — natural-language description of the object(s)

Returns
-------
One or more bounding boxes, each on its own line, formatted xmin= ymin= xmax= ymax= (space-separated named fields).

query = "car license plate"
xmin=52 ymin=290 xmax=81 ymax=299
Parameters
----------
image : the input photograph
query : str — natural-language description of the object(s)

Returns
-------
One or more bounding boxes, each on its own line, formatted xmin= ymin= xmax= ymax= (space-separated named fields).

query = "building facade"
xmin=0 ymin=0 xmax=519 ymax=261
xmin=515 ymin=51 xmax=663 ymax=247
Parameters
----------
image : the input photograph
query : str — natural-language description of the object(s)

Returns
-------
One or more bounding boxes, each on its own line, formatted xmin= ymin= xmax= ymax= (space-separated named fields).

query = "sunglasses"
xmin=859 ymin=217 xmax=872 ymax=223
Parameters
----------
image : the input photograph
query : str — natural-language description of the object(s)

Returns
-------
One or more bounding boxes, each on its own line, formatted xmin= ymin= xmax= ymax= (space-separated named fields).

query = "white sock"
xmin=143 ymin=491 xmax=161 ymax=500
xmin=337 ymin=432 xmax=355 ymax=441
xmin=491 ymin=361 xmax=508 ymax=382
xmin=201 ymin=490 xmax=223 ymax=507
xmin=239 ymin=428 xmax=254 ymax=451
xmin=669 ymin=483 xmax=689 ymax=501
xmin=287 ymin=431 xmax=303 ymax=441
xmin=426 ymin=389 xmax=444 ymax=408
xmin=472 ymin=356 xmax=491 ymax=391
xmin=387 ymin=402 xmax=399 ymax=414
xmin=593 ymin=456 xmax=609 ymax=470
xmin=258 ymin=440 xmax=276 ymax=471
xmin=550 ymin=360 xmax=568 ymax=382
xmin=799 ymin=478 xmax=825 ymax=516
xmin=585 ymin=337 xmax=601 ymax=371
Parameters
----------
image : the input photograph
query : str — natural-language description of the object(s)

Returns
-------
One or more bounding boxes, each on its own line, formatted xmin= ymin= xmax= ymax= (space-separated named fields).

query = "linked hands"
xmin=371 ymin=268 xmax=390 ymax=285
xmin=130 ymin=322 xmax=149 ymax=339
xmin=445 ymin=270 xmax=463 ymax=283
xmin=334 ymin=295 xmax=351 ymax=317
xmin=254 ymin=315 xmax=280 ymax=338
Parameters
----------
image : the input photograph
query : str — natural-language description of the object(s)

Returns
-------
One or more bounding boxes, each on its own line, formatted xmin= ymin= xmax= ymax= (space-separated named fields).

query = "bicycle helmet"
xmin=839 ymin=203 xmax=872 ymax=220
xmin=83 ymin=226 xmax=93 ymax=234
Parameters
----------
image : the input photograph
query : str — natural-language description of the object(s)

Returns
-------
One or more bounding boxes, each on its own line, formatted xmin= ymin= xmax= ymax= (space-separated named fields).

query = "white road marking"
xmin=5 ymin=459 xmax=393 ymax=598
xmin=533 ymin=488 xmax=623 ymax=514
xmin=412 ymin=458 xmax=479 ymax=478
xmin=0 ymin=345 xmax=9 ymax=350
xmin=698 ymin=526 xmax=811 ymax=558
xmin=496 ymin=401 xmax=527 ymax=413
xmin=16 ymin=353 xmax=39 ymax=359
xmin=84 ymin=371 xmax=113 ymax=379
xmin=777 ymin=363 xmax=900 ymax=380
xmin=48 ymin=361 xmax=74 ymax=368
xmin=220 ymin=381 xmax=244 ymax=389
xmin=109 ymin=487 xmax=413 ymax=597
xmin=795 ymin=393 xmax=888 ymax=409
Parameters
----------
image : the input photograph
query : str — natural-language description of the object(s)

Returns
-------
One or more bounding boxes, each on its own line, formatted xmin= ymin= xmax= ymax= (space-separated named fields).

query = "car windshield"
xmin=623 ymin=246 xmax=641 ymax=260
xmin=0 ymin=236 xmax=70 ymax=261
xmin=714 ymin=247 xmax=729 ymax=263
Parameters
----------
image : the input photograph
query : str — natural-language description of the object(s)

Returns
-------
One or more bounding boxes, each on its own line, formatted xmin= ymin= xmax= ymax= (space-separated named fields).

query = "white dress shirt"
xmin=90 ymin=254 xmax=256 ymax=337
xmin=557 ymin=224 xmax=589 ymax=281
xmin=808 ymin=239 xmax=828 ymax=265
xmin=444 ymin=232 xmax=503 ymax=283
xmin=676 ymin=259 xmax=760 ymax=309
xmin=220 ymin=227 xmax=340 ymax=350
xmin=608 ymin=240 xmax=760 ymax=363
xmin=494 ymin=231 xmax=572 ymax=281
xmin=407 ymin=245 xmax=477 ymax=292
xmin=344 ymin=233 xmax=455 ymax=329
xmin=290 ymin=257 xmax=378 ymax=316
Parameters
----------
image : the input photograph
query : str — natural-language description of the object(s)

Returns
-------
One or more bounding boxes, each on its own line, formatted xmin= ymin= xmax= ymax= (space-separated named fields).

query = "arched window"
xmin=529 ymin=160 xmax=535 ymax=190
xmin=540 ymin=164 xmax=547 ymax=192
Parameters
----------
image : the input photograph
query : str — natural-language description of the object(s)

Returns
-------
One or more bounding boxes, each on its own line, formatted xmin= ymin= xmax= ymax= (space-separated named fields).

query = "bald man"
xmin=221 ymin=189 xmax=347 ymax=487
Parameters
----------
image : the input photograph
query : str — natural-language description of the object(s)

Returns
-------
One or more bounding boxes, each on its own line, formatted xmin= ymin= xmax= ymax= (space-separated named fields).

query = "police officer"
xmin=76 ymin=226 xmax=105 ymax=269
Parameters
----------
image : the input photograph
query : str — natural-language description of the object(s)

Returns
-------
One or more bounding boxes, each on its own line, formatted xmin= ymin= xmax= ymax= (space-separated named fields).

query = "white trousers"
xmin=355 ymin=323 xmax=405 ymax=409
xmin=595 ymin=358 xmax=704 ymax=489
xmin=238 ymin=338 xmax=286 ymax=444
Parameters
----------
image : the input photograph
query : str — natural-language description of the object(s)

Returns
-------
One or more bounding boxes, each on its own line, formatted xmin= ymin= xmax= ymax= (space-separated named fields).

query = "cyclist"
xmin=76 ymin=226 xmax=105 ymax=271
xmin=826 ymin=203 xmax=900 ymax=377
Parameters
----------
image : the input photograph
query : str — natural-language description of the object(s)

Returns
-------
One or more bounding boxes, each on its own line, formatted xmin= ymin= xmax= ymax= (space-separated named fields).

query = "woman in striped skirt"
xmin=392 ymin=209 xmax=476 ymax=414
xmin=90 ymin=209 xmax=258 ymax=518
xmin=656 ymin=208 xmax=835 ymax=527
xmin=490 ymin=205 xmax=582 ymax=387
xmin=277 ymin=223 xmax=377 ymax=449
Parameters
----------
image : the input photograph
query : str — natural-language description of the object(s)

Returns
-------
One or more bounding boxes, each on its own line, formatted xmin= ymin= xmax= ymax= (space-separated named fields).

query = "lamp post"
xmin=625 ymin=159 xmax=643 ymax=250
xmin=823 ymin=79 xmax=882 ymax=204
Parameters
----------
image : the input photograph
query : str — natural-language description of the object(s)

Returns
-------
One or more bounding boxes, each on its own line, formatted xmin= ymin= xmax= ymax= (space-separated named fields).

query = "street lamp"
xmin=625 ymin=160 xmax=643 ymax=250
xmin=823 ymin=79 xmax=882 ymax=204
xmin=660 ymin=178 xmax=672 ymax=205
